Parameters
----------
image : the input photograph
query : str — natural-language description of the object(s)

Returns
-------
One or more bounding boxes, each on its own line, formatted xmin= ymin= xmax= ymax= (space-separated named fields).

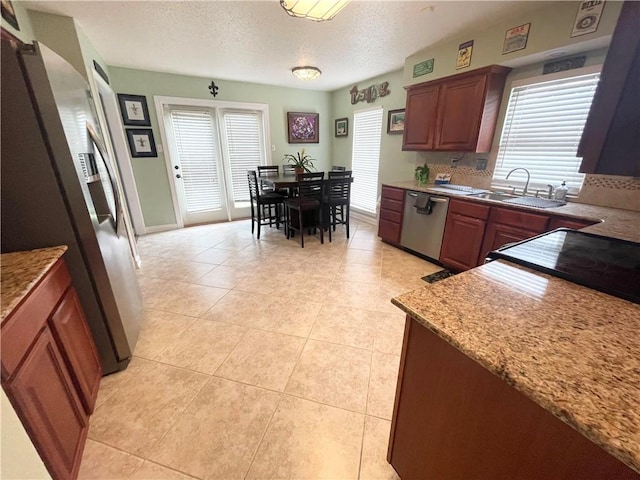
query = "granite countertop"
xmin=1 ymin=246 xmax=68 ymax=322
xmin=392 ymin=260 xmax=640 ymax=473
xmin=384 ymin=181 xmax=640 ymax=243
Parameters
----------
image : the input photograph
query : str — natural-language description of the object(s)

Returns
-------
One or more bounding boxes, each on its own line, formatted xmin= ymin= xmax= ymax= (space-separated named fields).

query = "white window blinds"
xmin=170 ymin=110 xmax=223 ymax=212
xmin=221 ymin=111 xmax=262 ymax=205
xmin=493 ymin=72 xmax=600 ymax=193
xmin=351 ymin=108 xmax=383 ymax=214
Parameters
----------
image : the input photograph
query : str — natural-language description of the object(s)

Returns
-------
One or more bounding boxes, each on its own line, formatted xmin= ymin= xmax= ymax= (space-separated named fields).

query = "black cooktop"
xmin=487 ymin=229 xmax=640 ymax=304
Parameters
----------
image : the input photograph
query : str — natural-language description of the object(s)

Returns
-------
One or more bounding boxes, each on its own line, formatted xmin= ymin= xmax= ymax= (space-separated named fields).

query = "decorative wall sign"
xmin=208 ymin=81 xmax=219 ymax=97
xmin=387 ymin=109 xmax=405 ymax=135
xmin=571 ymin=1 xmax=605 ymax=37
xmin=502 ymin=23 xmax=531 ymax=55
xmin=543 ymin=55 xmax=586 ymax=74
xmin=117 ymin=94 xmax=151 ymax=126
xmin=456 ymin=40 xmax=474 ymax=69
xmin=126 ymin=129 xmax=157 ymax=157
xmin=1 ymin=0 xmax=19 ymax=30
xmin=350 ymin=82 xmax=390 ymax=105
xmin=287 ymin=112 xmax=319 ymax=143
xmin=335 ymin=118 xmax=348 ymax=137
xmin=413 ymin=59 xmax=434 ymax=78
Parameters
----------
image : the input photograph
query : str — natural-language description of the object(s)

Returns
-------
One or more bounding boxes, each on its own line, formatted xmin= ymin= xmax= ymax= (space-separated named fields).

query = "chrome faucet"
xmin=546 ymin=184 xmax=554 ymax=199
xmin=505 ymin=168 xmax=531 ymax=196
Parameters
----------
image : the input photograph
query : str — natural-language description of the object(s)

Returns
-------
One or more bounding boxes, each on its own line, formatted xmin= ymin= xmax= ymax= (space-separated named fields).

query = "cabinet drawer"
xmin=381 ymin=197 xmax=404 ymax=213
xmin=449 ymin=199 xmax=490 ymax=220
xmin=378 ymin=219 xmax=402 ymax=244
xmin=381 ymin=186 xmax=405 ymax=202
xmin=380 ymin=208 xmax=403 ymax=224
xmin=1 ymin=259 xmax=71 ymax=379
xmin=489 ymin=207 xmax=549 ymax=233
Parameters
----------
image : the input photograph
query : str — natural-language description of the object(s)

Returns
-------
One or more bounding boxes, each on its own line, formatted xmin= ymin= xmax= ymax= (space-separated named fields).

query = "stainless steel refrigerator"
xmin=1 ymin=39 xmax=143 ymax=375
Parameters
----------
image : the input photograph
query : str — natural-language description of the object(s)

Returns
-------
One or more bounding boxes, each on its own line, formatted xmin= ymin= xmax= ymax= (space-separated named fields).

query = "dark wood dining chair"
xmin=282 ymin=164 xmax=296 ymax=176
xmin=326 ymin=170 xmax=352 ymax=240
xmin=247 ymin=170 xmax=285 ymax=239
xmin=256 ymin=165 xmax=279 ymax=193
xmin=331 ymin=166 xmax=347 ymax=171
xmin=284 ymin=178 xmax=324 ymax=248
xmin=296 ymin=171 xmax=324 ymax=181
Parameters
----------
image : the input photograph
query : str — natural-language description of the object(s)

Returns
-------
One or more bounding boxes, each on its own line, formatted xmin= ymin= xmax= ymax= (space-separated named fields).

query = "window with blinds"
xmin=221 ymin=111 xmax=263 ymax=205
xmin=351 ymin=108 xmax=383 ymax=214
xmin=170 ymin=110 xmax=223 ymax=212
xmin=493 ymin=71 xmax=600 ymax=194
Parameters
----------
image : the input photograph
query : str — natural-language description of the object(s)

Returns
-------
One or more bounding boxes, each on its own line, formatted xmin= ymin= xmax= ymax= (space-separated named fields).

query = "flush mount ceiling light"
xmin=280 ymin=0 xmax=351 ymax=21
xmin=292 ymin=66 xmax=322 ymax=80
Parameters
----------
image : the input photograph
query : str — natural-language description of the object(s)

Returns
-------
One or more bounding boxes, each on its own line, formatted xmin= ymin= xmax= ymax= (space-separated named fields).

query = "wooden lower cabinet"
xmin=440 ymin=213 xmax=487 ymax=270
xmin=1 ymin=257 xmax=101 ymax=480
xmin=5 ymin=327 xmax=88 ymax=480
xmin=388 ymin=316 xmax=639 ymax=480
xmin=378 ymin=186 xmax=405 ymax=245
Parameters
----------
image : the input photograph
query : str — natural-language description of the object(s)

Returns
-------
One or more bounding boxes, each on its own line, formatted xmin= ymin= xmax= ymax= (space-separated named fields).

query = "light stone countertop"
xmin=392 ymin=260 xmax=640 ymax=473
xmin=1 ymin=246 xmax=68 ymax=322
xmin=384 ymin=181 xmax=640 ymax=243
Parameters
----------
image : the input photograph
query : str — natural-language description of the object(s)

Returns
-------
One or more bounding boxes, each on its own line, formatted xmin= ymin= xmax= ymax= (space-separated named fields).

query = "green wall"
xmin=109 ymin=67 xmax=332 ymax=226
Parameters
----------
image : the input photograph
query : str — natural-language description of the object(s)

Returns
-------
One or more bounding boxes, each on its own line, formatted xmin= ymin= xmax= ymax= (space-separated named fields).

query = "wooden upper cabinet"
xmin=578 ymin=1 xmax=640 ymax=176
xmin=403 ymin=65 xmax=511 ymax=152
xmin=403 ymin=85 xmax=439 ymax=150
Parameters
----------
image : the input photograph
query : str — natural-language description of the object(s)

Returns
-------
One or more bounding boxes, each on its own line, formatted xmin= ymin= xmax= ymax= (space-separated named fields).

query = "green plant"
xmin=415 ymin=163 xmax=430 ymax=184
xmin=283 ymin=148 xmax=315 ymax=172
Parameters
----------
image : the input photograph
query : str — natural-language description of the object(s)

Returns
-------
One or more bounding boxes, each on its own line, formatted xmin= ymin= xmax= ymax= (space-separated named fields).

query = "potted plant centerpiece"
xmin=284 ymin=148 xmax=315 ymax=174
xmin=415 ymin=163 xmax=430 ymax=185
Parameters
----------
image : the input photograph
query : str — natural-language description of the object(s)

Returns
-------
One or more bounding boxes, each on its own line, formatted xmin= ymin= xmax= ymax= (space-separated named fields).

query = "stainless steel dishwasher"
xmin=400 ymin=191 xmax=449 ymax=260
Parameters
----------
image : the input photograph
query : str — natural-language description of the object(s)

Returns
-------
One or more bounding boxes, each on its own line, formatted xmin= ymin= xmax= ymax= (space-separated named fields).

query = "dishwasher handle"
xmin=407 ymin=191 xmax=447 ymax=203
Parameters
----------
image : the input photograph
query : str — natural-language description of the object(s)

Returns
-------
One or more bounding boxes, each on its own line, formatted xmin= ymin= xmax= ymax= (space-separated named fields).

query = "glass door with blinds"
xmin=164 ymin=106 xmax=266 ymax=225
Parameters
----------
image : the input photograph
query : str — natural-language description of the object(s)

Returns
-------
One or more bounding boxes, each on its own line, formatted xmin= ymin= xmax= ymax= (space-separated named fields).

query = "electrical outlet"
xmin=271 ymin=145 xmax=276 ymax=151
xmin=476 ymin=158 xmax=488 ymax=170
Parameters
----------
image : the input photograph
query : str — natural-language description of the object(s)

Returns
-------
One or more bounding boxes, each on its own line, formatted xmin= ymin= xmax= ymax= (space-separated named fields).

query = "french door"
xmin=163 ymin=104 xmax=268 ymax=226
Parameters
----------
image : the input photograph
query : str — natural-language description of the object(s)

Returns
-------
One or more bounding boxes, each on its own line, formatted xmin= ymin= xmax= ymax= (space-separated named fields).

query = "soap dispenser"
xmin=554 ymin=181 xmax=568 ymax=201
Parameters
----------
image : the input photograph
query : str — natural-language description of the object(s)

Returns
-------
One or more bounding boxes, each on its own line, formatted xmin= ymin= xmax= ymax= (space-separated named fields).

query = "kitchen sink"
xmin=468 ymin=192 xmax=519 ymax=201
xmin=468 ymin=191 xmax=566 ymax=208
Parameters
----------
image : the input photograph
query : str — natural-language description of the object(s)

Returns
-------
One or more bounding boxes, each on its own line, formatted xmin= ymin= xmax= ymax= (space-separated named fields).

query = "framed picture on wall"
xmin=287 ymin=112 xmax=319 ymax=143
xmin=126 ymin=128 xmax=157 ymax=157
xmin=387 ymin=109 xmax=405 ymax=134
xmin=502 ymin=23 xmax=530 ymax=55
xmin=117 ymin=94 xmax=151 ymax=126
xmin=335 ymin=118 xmax=348 ymax=137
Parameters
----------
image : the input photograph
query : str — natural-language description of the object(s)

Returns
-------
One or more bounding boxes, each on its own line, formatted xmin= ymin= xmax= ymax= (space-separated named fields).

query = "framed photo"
xmin=117 ymin=94 xmax=151 ymax=126
xmin=387 ymin=109 xmax=405 ymax=134
xmin=1 ymin=0 xmax=20 ymax=30
xmin=126 ymin=129 xmax=157 ymax=158
xmin=335 ymin=117 xmax=348 ymax=137
xmin=287 ymin=112 xmax=319 ymax=143
xmin=502 ymin=23 xmax=530 ymax=55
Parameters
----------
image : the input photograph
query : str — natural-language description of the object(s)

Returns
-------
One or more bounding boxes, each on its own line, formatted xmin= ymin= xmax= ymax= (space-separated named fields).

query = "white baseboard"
xmin=143 ymin=224 xmax=180 ymax=234
xmin=351 ymin=210 xmax=377 ymax=225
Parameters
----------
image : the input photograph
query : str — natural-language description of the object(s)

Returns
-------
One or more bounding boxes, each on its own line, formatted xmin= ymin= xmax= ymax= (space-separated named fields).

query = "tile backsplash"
xmin=416 ymin=154 xmax=640 ymax=212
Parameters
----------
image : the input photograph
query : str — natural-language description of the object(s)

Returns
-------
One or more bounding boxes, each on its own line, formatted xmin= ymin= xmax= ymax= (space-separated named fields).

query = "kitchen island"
xmin=389 ymin=258 xmax=640 ymax=479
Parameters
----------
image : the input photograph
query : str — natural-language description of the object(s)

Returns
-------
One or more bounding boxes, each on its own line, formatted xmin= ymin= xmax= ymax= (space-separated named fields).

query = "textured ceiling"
xmin=22 ymin=1 xmax=548 ymax=91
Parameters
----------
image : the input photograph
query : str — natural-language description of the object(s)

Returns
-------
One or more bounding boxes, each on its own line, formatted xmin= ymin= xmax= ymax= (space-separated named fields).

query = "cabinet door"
xmin=435 ymin=74 xmax=487 ymax=151
xmin=6 ymin=327 xmax=88 ymax=480
xmin=440 ymin=213 xmax=487 ymax=271
xmin=481 ymin=222 xmax=539 ymax=261
xmin=403 ymin=85 xmax=439 ymax=150
xmin=50 ymin=288 xmax=102 ymax=414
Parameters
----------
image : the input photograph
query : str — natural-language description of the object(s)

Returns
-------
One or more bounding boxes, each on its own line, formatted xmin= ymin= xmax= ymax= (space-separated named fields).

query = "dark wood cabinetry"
xmin=440 ymin=199 xmax=490 ymax=270
xmin=578 ymin=1 xmax=640 ymax=177
xmin=440 ymin=197 xmax=597 ymax=271
xmin=479 ymin=206 xmax=549 ymax=263
xmin=388 ymin=316 xmax=639 ymax=479
xmin=403 ymin=65 xmax=511 ymax=152
xmin=378 ymin=186 xmax=405 ymax=245
xmin=1 ymin=257 xmax=101 ymax=480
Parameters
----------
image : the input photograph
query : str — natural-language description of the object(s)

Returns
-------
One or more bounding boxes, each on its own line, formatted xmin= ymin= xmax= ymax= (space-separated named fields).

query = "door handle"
xmin=176 ymin=174 xmax=182 ymax=179
xmin=174 ymin=165 xmax=180 ymax=170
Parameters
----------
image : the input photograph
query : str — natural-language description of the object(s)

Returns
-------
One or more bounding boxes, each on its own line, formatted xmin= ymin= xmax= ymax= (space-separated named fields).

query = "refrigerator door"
xmin=36 ymin=43 xmax=143 ymax=361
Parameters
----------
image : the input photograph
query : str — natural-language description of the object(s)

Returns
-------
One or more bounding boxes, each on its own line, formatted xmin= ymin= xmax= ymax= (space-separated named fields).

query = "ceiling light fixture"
xmin=280 ymin=0 xmax=351 ymax=22
xmin=292 ymin=66 xmax=322 ymax=81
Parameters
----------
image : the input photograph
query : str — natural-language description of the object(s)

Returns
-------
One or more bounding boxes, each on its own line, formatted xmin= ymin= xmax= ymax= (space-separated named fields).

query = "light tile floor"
xmin=79 ymin=218 xmax=442 ymax=480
